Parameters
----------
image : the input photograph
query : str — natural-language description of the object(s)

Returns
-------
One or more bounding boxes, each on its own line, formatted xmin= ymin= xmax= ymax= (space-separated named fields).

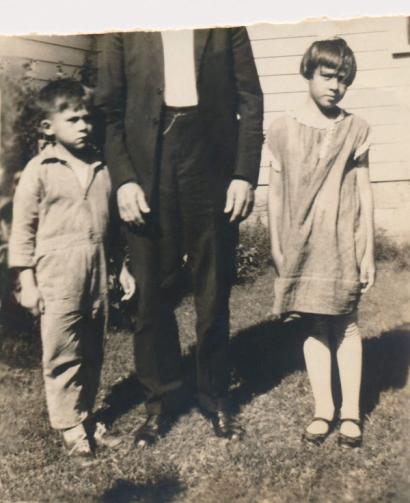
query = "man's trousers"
xmin=125 ymin=107 xmax=237 ymax=414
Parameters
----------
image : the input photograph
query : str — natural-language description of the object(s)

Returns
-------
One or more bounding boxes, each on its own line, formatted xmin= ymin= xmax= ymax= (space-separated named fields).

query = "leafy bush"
xmin=375 ymin=229 xmax=410 ymax=271
xmin=236 ymin=220 xmax=272 ymax=283
xmin=0 ymin=64 xmax=38 ymax=197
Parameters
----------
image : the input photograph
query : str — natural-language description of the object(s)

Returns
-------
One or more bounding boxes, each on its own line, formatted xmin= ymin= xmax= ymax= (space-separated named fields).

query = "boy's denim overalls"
xmin=9 ymin=144 xmax=111 ymax=429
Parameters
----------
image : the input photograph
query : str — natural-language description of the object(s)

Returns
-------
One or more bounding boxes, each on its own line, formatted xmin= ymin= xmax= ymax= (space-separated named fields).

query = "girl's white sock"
xmin=303 ymin=318 xmax=335 ymax=433
xmin=335 ymin=315 xmax=362 ymax=437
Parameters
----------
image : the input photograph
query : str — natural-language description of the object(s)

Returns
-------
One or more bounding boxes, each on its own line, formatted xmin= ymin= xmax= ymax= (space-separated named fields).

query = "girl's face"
xmin=308 ymin=65 xmax=348 ymax=109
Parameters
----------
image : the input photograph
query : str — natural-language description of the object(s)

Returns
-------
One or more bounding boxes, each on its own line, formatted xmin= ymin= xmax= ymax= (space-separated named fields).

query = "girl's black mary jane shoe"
xmin=337 ymin=418 xmax=363 ymax=448
xmin=302 ymin=417 xmax=334 ymax=446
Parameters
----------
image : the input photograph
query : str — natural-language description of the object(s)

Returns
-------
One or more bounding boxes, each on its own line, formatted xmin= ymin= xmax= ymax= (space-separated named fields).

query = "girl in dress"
xmin=267 ymin=38 xmax=375 ymax=447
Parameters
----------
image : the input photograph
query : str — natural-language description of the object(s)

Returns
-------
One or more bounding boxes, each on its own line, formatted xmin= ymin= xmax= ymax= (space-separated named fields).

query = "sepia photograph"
xmin=0 ymin=6 xmax=409 ymax=502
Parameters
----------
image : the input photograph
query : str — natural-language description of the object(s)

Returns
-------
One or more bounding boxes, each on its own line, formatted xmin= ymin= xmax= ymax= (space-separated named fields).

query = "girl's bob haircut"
xmin=300 ymin=37 xmax=357 ymax=86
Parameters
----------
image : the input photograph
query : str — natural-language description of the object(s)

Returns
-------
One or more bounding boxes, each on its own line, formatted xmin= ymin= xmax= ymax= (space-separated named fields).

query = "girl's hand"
xmin=20 ymin=284 xmax=45 ymax=316
xmin=360 ymin=253 xmax=376 ymax=293
xmin=119 ymin=262 xmax=136 ymax=301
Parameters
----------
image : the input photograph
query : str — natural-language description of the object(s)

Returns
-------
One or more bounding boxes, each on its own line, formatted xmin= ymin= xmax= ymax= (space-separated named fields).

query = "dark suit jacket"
xmin=95 ymin=27 xmax=264 ymax=199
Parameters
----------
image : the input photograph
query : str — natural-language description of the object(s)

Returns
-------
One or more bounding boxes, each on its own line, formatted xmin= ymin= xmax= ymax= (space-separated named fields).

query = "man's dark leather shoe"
xmin=134 ymin=414 xmax=172 ymax=447
xmin=208 ymin=409 xmax=244 ymax=440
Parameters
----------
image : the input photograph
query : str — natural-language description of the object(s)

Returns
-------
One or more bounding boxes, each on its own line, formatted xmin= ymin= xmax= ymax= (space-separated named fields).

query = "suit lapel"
xmin=149 ymin=31 xmax=164 ymax=86
xmin=194 ymin=29 xmax=211 ymax=82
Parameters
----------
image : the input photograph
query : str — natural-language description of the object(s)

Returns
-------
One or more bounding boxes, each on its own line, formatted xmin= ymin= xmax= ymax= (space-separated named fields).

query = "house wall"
xmin=0 ymin=23 xmax=409 ymax=240
xmin=0 ymin=35 xmax=95 ymax=82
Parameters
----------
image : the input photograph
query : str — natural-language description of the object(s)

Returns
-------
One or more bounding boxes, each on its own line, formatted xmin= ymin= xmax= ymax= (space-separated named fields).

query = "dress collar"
xmin=288 ymin=106 xmax=347 ymax=130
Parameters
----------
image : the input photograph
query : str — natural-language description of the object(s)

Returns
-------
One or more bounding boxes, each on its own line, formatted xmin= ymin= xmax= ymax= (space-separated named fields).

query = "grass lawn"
xmin=0 ymin=263 xmax=409 ymax=502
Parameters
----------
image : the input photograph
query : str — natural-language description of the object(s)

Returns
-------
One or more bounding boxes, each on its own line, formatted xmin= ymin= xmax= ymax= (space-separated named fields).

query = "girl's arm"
xmin=356 ymin=165 xmax=376 ymax=292
xmin=268 ymin=167 xmax=284 ymax=275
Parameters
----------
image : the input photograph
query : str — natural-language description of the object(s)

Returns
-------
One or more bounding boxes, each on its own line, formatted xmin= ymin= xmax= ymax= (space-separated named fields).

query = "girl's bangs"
xmin=314 ymin=42 xmax=355 ymax=84
xmin=317 ymin=50 xmax=345 ymax=72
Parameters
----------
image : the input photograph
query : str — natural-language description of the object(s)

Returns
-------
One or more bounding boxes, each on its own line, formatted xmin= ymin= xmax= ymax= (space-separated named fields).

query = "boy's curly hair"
xmin=36 ymin=77 xmax=91 ymax=123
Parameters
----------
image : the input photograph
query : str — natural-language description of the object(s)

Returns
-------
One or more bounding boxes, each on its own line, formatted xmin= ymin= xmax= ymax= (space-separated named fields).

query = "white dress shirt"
xmin=161 ymin=30 xmax=198 ymax=107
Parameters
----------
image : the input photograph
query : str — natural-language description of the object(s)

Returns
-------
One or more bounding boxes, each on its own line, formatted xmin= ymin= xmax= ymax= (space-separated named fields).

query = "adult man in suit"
xmin=96 ymin=27 xmax=263 ymax=445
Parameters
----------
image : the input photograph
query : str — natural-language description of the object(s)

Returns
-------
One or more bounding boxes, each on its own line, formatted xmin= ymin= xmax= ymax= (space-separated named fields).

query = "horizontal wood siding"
xmin=0 ymin=25 xmax=408 ymax=239
xmin=0 ymin=35 xmax=95 ymax=83
xmin=248 ymin=17 xmax=410 ymax=240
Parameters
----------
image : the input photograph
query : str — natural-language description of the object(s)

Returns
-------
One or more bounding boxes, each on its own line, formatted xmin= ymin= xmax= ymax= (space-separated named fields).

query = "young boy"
xmin=8 ymin=78 xmax=135 ymax=465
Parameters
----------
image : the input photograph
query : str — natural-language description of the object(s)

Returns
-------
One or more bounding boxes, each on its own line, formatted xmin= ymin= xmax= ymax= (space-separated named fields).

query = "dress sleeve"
xmin=354 ymin=121 xmax=371 ymax=167
xmin=266 ymin=118 xmax=284 ymax=173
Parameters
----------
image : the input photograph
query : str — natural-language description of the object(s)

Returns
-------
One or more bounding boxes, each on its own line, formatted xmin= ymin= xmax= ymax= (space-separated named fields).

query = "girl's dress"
xmin=267 ymin=109 xmax=370 ymax=316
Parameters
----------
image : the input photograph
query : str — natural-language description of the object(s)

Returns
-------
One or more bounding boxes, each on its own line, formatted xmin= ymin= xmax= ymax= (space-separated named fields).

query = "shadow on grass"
xmin=101 ymin=476 xmax=184 ymax=503
xmin=94 ymin=374 xmax=146 ymax=428
xmin=2 ymin=305 xmax=408 ymax=427
xmin=95 ymin=346 xmax=197 ymax=427
xmin=229 ymin=319 xmax=306 ymax=407
xmin=362 ymin=323 xmax=410 ymax=415
xmin=95 ymin=320 xmax=410 ymax=425
xmin=229 ymin=319 xmax=410 ymax=416
xmin=0 ymin=303 xmax=41 ymax=369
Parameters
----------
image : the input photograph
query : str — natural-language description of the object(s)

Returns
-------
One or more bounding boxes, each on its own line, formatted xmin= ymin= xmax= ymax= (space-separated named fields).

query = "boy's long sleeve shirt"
xmin=9 ymin=143 xmax=112 ymax=313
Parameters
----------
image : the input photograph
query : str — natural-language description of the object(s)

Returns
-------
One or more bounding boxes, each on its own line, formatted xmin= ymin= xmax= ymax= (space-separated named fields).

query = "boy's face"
xmin=308 ymin=66 xmax=348 ymax=109
xmin=42 ymin=105 xmax=92 ymax=150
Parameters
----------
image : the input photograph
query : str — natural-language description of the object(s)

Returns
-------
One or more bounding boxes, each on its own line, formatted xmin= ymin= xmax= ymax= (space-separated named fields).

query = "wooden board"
xmin=0 ymin=37 xmax=90 ymax=67
xmin=263 ymin=88 xmax=405 ymax=113
xmin=255 ymin=51 xmax=408 ymax=77
xmin=20 ymin=35 xmax=94 ymax=52
xmin=248 ymin=17 xmax=401 ymax=41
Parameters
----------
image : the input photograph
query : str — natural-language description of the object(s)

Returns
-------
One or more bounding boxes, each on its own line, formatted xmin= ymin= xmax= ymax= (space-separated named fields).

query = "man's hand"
xmin=117 ymin=182 xmax=151 ymax=226
xmin=360 ymin=253 xmax=376 ymax=293
xmin=19 ymin=269 xmax=45 ymax=317
xmin=224 ymin=179 xmax=254 ymax=223
xmin=119 ymin=262 xmax=136 ymax=301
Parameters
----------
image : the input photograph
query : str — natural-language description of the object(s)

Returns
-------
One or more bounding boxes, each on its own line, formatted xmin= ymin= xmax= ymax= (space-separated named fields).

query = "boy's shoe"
xmin=93 ymin=421 xmax=122 ymax=449
xmin=62 ymin=424 xmax=96 ymax=467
